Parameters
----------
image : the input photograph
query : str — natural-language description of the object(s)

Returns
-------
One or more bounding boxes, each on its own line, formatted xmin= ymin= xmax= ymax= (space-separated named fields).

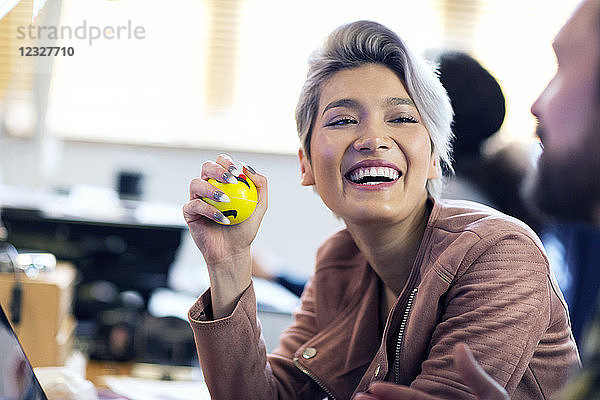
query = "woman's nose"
xmin=353 ymin=128 xmax=391 ymax=152
xmin=531 ymin=92 xmax=542 ymax=120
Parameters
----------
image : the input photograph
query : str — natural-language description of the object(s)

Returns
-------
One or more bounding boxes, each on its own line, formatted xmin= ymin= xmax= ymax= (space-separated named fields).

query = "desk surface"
xmin=86 ymin=360 xmax=208 ymax=400
xmin=87 ymin=360 xmax=134 ymax=388
xmin=87 ymin=361 xmax=202 ymax=385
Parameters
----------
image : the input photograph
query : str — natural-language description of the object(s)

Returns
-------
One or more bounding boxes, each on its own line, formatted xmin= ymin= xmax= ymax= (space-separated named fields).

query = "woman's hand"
xmin=182 ymin=154 xmax=268 ymax=318
xmin=353 ymin=344 xmax=510 ymax=400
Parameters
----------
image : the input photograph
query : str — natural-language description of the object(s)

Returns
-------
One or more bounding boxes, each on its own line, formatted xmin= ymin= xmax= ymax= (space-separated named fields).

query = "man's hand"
xmin=453 ymin=343 xmax=510 ymax=400
xmin=353 ymin=344 xmax=510 ymax=400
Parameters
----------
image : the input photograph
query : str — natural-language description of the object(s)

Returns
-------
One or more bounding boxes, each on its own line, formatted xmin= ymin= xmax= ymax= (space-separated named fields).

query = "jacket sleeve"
xmin=188 ymin=278 xmax=321 ymax=400
xmin=409 ymin=230 xmax=576 ymax=398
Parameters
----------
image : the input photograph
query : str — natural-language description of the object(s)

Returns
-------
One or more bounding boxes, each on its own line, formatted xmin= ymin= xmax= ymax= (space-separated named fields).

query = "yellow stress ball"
xmin=203 ymin=174 xmax=258 ymax=225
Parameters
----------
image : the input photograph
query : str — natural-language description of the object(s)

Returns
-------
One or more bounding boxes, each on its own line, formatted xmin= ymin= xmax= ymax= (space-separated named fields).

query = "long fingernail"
xmin=213 ymin=190 xmax=230 ymax=202
xmin=222 ymin=171 xmax=238 ymax=184
xmin=240 ymin=161 xmax=256 ymax=175
xmin=213 ymin=211 xmax=231 ymax=225
xmin=228 ymin=164 xmax=242 ymax=177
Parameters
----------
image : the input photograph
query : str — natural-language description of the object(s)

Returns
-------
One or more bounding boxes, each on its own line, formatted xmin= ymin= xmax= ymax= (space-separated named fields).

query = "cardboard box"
xmin=0 ymin=262 xmax=77 ymax=367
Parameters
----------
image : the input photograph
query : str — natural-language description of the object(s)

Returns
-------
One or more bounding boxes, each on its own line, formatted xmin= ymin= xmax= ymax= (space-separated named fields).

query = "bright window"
xmin=43 ymin=0 xmax=578 ymax=154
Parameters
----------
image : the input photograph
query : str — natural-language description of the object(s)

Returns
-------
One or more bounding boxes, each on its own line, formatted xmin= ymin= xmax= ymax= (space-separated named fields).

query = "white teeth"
xmin=348 ymin=166 xmax=400 ymax=184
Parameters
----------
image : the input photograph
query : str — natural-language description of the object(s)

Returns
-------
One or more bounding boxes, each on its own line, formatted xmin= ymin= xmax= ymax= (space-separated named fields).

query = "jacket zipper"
xmin=393 ymin=287 xmax=418 ymax=383
xmin=293 ymin=357 xmax=337 ymax=400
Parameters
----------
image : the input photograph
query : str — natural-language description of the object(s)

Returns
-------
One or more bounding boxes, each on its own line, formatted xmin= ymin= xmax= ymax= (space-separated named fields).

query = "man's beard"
xmin=523 ymin=120 xmax=600 ymax=225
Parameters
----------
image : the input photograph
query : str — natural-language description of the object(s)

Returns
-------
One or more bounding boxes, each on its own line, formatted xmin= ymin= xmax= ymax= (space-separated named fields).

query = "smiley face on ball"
xmin=203 ymin=174 xmax=258 ymax=225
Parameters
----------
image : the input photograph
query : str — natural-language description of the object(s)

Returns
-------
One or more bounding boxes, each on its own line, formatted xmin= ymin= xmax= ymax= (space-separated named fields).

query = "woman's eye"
xmin=325 ymin=117 xmax=358 ymax=127
xmin=390 ymin=116 xmax=418 ymax=124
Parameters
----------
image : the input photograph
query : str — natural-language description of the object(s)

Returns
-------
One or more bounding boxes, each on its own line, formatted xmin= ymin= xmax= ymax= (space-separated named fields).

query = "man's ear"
xmin=427 ymin=156 xmax=442 ymax=180
xmin=299 ymin=148 xmax=315 ymax=186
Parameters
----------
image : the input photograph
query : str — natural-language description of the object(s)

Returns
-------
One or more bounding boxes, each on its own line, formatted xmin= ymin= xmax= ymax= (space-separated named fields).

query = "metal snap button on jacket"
xmin=302 ymin=347 xmax=317 ymax=359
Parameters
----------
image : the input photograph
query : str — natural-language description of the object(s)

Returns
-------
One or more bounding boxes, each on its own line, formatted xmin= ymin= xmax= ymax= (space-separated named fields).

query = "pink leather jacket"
xmin=189 ymin=199 xmax=580 ymax=399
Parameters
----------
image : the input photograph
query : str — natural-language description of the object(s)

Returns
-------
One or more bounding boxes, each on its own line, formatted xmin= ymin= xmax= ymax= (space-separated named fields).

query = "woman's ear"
xmin=299 ymin=148 xmax=315 ymax=186
xmin=427 ymin=156 xmax=442 ymax=180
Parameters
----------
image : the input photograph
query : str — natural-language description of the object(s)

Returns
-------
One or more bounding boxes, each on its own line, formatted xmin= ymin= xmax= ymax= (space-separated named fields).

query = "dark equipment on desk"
xmin=135 ymin=314 xmax=196 ymax=367
xmin=1 ymin=206 xmax=185 ymax=362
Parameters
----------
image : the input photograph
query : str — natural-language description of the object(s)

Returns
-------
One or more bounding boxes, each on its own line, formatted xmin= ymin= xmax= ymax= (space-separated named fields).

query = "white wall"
xmin=0 ymin=137 xmax=345 ymax=281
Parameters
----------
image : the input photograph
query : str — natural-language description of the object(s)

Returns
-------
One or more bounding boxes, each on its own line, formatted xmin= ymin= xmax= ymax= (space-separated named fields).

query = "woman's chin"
xmin=340 ymin=205 xmax=405 ymax=226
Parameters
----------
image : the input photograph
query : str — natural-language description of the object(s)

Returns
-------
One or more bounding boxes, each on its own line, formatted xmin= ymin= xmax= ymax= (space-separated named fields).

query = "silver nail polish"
xmin=228 ymin=164 xmax=242 ymax=177
xmin=240 ymin=161 xmax=256 ymax=175
xmin=213 ymin=190 xmax=230 ymax=203
xmin=223 ymin=171 xmax=238 ymax=184
xmin=214 ymin=211 xmax=231 ymax=225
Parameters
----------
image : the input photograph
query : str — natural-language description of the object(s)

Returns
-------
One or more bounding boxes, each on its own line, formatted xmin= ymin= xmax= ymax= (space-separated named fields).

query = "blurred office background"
xmin=0 ymin=0 xmax=578 ymax=276
xmin=0 ymin=0 xmax=580 ymax=365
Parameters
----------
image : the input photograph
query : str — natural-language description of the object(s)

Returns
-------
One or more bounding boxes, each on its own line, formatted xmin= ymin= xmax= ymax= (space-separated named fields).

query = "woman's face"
xmin=299 ymin=63 xmax=439 ymax=225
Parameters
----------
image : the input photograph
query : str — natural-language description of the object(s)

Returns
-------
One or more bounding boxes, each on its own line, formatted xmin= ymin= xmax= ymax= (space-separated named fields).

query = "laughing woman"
xmin=183 ymin=21 xmax=579 ymax=400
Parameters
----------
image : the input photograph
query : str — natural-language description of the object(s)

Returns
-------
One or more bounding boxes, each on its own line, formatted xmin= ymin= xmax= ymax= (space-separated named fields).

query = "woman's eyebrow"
xmin=321 ymin=97 xmax=415 ymax=116
xmin=321 ymin=98 xmax=360 ymax=116
xmin=385 ymin=97 xmax=416 ymax=107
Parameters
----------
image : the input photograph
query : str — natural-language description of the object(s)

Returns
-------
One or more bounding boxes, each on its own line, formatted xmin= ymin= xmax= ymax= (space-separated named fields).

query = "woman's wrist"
xmin=208 ymin=248 xmax=252 ymax=319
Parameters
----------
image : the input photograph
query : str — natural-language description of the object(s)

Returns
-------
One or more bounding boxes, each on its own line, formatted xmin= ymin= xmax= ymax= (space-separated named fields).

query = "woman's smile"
xmin=344 ymin=159 xmax=403 ymax=190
